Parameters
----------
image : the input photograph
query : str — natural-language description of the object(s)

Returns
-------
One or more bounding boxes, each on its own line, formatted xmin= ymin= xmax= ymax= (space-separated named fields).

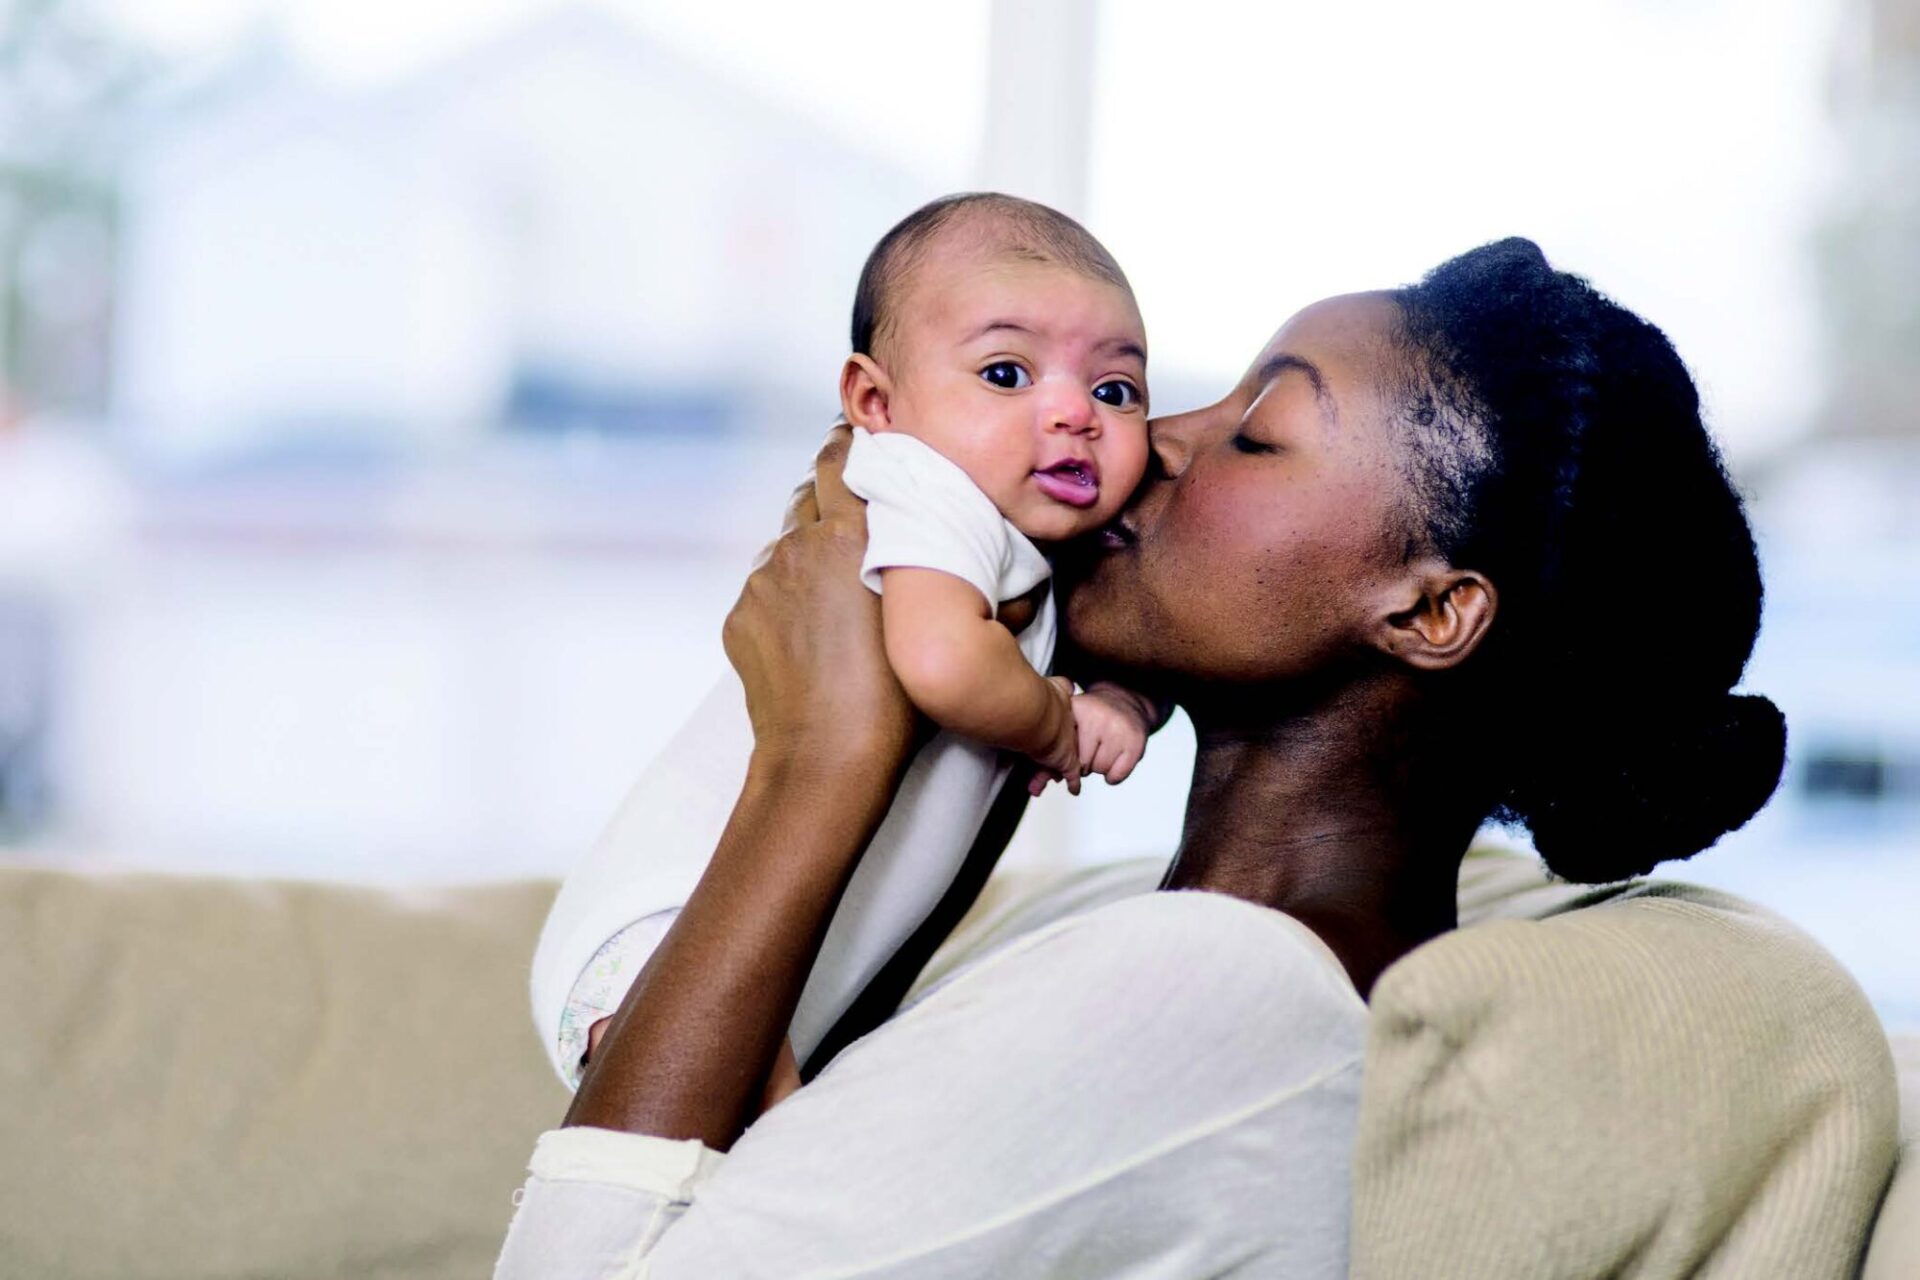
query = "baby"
xmin=530 ymin=194 xmax=1166 ymax=1094
xmin=839 ymin=192 xmax=1162 ymax=794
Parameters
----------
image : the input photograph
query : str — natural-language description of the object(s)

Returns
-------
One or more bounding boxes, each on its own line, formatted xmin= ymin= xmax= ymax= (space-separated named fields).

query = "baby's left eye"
xmin=1092 ymin=380 xmax=1141 ymax=409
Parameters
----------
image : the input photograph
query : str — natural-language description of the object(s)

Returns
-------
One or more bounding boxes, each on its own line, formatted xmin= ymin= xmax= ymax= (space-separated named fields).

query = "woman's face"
xmin=1059 ymin=291 xmax=1421 ymax=693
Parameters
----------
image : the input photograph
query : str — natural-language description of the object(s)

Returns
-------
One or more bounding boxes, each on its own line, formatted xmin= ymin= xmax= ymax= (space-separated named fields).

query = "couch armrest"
xmin=0 ymin=865 xmax=568 ymax=1280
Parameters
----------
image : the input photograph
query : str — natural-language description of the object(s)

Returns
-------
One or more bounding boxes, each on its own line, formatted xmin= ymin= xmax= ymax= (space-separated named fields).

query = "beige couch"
xmin=0 ymin=849 xmax=1909 ymax=1278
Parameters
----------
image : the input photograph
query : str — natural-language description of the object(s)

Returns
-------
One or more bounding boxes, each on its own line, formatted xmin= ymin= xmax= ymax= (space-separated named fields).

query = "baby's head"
xmin=840 ymin=193 xmax=1149 ymax=544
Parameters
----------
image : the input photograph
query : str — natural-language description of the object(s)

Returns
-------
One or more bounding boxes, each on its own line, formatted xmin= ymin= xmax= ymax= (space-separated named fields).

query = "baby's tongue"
xmin=1033 ymin=463 xmax=1099 ymax=509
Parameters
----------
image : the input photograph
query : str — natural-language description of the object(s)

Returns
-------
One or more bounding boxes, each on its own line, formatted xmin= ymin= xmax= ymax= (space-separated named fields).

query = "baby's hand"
xmin=1025 ymin=675 xmax=1082 ymax=796
xmin=1073 ymin=685 xmax=1155 ymax=785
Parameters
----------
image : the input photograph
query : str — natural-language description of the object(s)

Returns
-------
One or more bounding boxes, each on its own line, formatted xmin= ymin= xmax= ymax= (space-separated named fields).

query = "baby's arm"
xmin=879 ymin=567 xmax=1080 ymax=787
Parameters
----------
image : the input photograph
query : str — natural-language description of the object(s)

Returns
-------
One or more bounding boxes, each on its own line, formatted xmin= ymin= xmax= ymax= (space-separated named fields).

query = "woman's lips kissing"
xmin=1097 ymin=515 xmax=1137 ymax=550
xmin=1032 ymin=458 xmax=1101 ymax=509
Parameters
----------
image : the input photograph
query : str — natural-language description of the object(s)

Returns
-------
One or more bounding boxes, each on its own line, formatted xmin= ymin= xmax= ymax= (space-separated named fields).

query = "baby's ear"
xmin=840 ymin=354 xmax=894 ymax=431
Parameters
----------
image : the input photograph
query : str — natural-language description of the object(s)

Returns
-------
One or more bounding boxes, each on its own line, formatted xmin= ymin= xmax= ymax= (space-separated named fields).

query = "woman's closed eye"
xmin=1092 ymin=379 xmax=1143 ymax=410
xmin=980 ymin=361 xmax=1032 ymax=390
xmin=1231 ymin=429 xmax=1278 ymax=455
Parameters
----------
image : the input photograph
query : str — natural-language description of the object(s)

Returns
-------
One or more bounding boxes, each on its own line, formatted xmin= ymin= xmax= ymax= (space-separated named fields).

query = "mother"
xmin=495 ymin=239 xmax=1785 ymax=1277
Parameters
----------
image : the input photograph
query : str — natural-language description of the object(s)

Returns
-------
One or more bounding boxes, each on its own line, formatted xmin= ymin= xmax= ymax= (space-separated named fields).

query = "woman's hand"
xmin=727 ymin=426 xmax=917 ymax=780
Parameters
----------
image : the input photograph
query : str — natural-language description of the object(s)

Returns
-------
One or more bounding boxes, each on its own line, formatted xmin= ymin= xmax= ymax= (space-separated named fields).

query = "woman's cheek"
xmin=1177 ymin=467 xmax=1273 ymax=560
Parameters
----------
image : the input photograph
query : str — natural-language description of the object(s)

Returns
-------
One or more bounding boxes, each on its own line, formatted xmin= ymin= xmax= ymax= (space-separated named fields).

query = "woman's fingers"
xmin=811 ymin=424 xmax=861 ymax=522
xmin=776 ymin=423 xmax=850 ymax=536
xmin=757 ymin=424 xmax=849 ymax=569
xmin=998 ymin=580 xmax=1043 ymax=638
xmin=723 ymin=467 xmax=916 ymax=773
xmin=778 ymin=475 xmax=820 ymax=537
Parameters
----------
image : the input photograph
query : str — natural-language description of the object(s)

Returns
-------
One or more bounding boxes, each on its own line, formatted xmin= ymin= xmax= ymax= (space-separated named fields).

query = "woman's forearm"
xmin=561 ymin=423 xmax=912 ymax=1150
xmin=564 ymin=744 xmax=899 ymax=1149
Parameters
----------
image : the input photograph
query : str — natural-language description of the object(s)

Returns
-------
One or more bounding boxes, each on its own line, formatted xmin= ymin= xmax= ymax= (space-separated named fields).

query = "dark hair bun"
xmin=1397 ymin=239 xmax=1788 ymax=883
xmin=1514 ymin=693 xmax=1787 ymax=884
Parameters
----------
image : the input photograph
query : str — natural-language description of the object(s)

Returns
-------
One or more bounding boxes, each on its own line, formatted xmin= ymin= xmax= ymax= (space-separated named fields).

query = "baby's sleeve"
xmin=842 ymin=429 xmax=1028 ymax=612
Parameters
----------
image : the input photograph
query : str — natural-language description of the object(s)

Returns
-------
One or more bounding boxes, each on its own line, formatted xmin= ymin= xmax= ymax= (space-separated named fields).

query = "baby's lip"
xmin=1037 ymin=455 xmax=1100 ymax=485
xmin=1032 ymin=457 xmax=1101 ymax=509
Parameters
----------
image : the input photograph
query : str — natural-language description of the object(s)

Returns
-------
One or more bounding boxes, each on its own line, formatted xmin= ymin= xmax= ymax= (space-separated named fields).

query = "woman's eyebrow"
xmin=1256 ymin=352 xmax=1335 ymax=420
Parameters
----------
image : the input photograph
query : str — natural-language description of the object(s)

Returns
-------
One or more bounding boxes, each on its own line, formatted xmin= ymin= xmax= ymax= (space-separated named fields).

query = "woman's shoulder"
xmin=1049 ymin=888 xmax=1360 ymax=995
xmin=905 ymin=883 xmax=1368 ymax=1055
xmin=914 ymin=860 xmax=1357 ymax=992
xmin=1117 ymin=887 xmax=1361 ymax=982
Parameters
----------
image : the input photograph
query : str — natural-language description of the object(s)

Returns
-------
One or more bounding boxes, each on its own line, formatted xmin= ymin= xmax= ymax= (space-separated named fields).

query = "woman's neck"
xmin=1162 ymin=674 xmax=1481 ymax=998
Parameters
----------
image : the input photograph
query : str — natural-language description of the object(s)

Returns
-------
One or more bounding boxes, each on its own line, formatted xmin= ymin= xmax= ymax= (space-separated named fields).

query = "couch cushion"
xmin=1863 ymin=1033 xmax=1920 ymax=1280
xmin=1353 ymin=877 xmax=1900 ymax=1279
xmin=0 ymin=864 xmax=567 ymax=1280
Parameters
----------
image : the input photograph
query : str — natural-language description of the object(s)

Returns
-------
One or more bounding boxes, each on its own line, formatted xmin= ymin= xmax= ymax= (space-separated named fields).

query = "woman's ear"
xmin=1377 ymin=563 xmax=1497 ymax=672
xmin=839 ymin=354 xmax=894 ymax=431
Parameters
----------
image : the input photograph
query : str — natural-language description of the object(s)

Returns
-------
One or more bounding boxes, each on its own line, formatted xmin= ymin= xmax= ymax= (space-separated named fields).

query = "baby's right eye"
xmin=980 ymin=362 xmax=1032 ymax=390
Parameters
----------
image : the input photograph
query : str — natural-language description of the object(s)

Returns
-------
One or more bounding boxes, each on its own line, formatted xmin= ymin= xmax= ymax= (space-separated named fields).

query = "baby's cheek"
xmin=1102 ymin=431 xmax=1153 ymax=515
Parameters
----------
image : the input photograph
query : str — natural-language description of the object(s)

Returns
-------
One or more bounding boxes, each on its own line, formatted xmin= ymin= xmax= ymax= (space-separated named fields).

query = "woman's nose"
xmin=1148 ymin=409 xmax=1208 ymax=478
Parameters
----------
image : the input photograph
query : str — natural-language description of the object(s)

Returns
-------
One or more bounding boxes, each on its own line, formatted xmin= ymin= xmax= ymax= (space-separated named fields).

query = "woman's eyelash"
xmin=1231 ymin=432 xmax=1276 ymax=455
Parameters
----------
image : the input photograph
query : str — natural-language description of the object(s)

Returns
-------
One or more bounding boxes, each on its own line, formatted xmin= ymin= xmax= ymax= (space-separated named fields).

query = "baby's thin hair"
xmin=850 ymin=193 xmax=1132 ymax=360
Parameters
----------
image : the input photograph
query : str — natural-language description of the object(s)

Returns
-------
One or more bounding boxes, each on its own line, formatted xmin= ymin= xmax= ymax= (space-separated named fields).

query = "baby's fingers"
xmin=1104 ymin=745 xmax=1143 ymax=785
xmin=1078 ymin=729 xmax=1106 ymax=777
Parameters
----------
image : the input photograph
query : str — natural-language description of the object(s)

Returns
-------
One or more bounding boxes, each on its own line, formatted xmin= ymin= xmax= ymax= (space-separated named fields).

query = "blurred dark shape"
xmin=0 ymin=593 xmax=53 ymax=840
xmin=1800 ymin=743 xmax=1920 ymax=807
xmin=1803 ymin=749 xmax=1889 ymax=802
xmin=506 ymin=367 xmax=738 ymax=437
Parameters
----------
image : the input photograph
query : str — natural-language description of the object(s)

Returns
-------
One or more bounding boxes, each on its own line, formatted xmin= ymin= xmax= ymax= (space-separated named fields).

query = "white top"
xmin=841 ymin=426 xmax=1053 ymax=610
xmin=529 ymin=433 xmax=1058 ymax=1085
xmin=495 ymin=889 xmax=1369 ymax=1280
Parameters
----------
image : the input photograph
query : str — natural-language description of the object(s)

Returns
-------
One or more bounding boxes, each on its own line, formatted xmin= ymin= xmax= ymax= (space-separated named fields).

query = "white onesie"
xmin=530 ymin=427 xmax=1056 ymax=1085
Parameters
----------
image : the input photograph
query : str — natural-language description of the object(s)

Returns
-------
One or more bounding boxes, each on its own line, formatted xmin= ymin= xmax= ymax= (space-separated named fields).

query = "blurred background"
xmin=0 ymin=0 xmax=1913 ymax=1026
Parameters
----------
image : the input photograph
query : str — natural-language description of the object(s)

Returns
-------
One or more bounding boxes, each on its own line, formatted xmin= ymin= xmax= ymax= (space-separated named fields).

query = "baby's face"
xmin=877 ymin=248 xmax=1150 ymax=544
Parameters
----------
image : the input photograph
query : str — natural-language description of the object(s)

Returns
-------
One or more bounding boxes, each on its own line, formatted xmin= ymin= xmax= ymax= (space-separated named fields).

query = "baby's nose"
xmin=1042 ymin=384 xmax=1099 ymax=434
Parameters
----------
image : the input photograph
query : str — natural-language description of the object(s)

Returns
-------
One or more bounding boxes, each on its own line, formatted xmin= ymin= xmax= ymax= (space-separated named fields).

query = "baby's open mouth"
xmin=1032 ymin=459 xmax=1101 ymax=509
